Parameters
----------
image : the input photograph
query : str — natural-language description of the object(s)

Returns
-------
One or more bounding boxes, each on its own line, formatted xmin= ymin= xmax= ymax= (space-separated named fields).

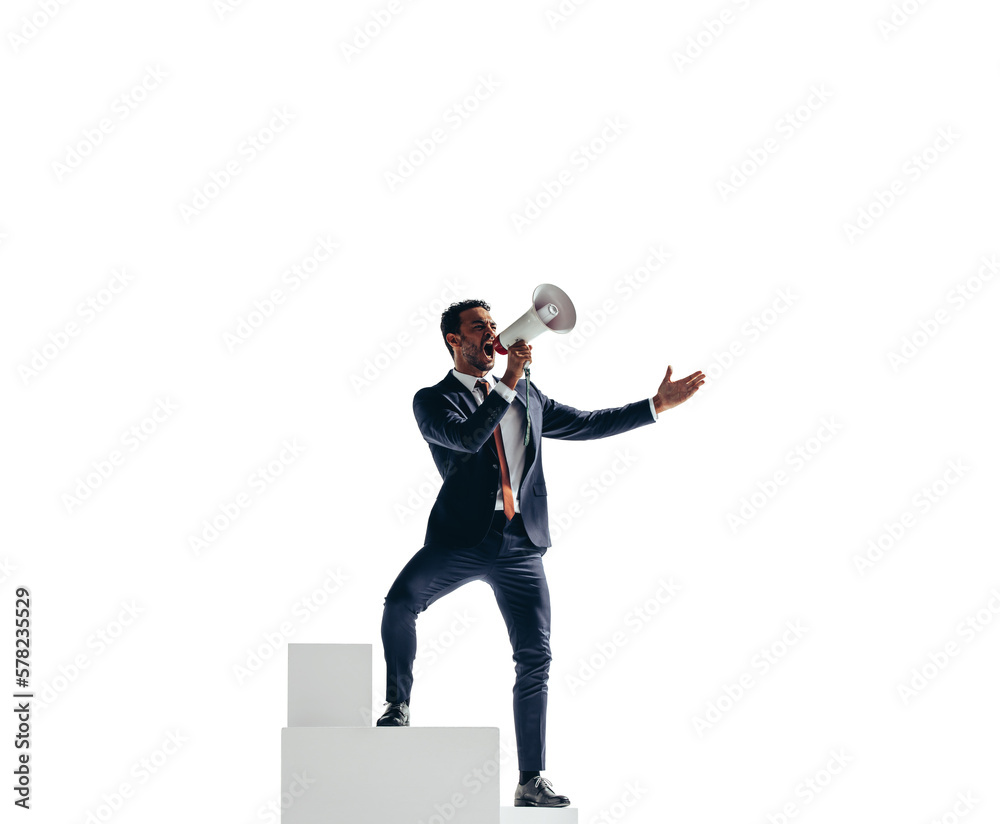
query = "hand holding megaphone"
xmin=494 ymin=284 xmax=577 ymax=445
xmin=498 ymin=339 xmax=533 ymax=389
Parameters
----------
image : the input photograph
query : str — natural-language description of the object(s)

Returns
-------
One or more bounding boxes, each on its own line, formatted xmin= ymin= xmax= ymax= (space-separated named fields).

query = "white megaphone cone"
xmin=492 ymin=284 xmax=577 ymax=354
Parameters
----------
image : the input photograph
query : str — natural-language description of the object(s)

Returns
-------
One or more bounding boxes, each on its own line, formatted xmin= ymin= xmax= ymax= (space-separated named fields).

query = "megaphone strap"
xmin=523 ymin=366 xmax=531 ymax=446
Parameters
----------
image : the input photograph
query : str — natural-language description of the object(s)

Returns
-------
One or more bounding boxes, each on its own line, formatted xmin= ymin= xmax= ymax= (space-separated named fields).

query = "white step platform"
xmin=281 ymin=726 xmax=500 ymax=824
xmin=501 ymin=807 xmax=578 ymax=823
xmin=281 ymin=643 xmax=578 ymax=823
xmin=288 ymin=643 xmax=371 ymax=727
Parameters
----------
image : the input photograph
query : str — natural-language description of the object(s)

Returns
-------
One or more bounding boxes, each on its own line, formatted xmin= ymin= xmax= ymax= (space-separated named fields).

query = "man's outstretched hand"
xmin=653 ymin=365 xmax=705 ymax=413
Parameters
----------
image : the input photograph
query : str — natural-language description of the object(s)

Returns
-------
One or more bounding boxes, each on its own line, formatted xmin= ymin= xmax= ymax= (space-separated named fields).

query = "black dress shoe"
xmin=514 ymin=776 xmax=570 ymax=807
xmin=376 ymin=701 xmax=409 ymax=726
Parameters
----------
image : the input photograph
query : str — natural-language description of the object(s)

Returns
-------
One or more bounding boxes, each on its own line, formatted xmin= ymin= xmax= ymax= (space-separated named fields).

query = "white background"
xmin=3 ymin=0 xmax=999 ymax=822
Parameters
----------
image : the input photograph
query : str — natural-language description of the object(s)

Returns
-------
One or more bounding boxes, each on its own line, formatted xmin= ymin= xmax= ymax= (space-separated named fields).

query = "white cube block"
xmin=501 ymin=806 xmax=578 ymax=823
xmin=288 ymin=643 xmax=372 ymax=727
xmin=281 ymin=726 xmax=500 ymax=824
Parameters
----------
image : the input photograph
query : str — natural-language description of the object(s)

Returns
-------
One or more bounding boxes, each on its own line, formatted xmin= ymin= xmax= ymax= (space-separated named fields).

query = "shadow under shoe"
xmin=376 ymin=701 xmax=410 ymax=726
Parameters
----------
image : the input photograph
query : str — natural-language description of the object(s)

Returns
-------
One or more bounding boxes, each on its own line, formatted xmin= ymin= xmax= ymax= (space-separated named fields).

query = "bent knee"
xmin=514 ymin=644 xmax=552 ymax=670
xmin=383 ymin=587 xmax=424 ymax=614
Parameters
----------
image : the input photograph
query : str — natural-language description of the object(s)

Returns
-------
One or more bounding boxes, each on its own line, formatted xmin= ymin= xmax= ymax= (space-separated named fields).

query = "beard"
xmin=459 ymin=335 xmax=494 ymax=371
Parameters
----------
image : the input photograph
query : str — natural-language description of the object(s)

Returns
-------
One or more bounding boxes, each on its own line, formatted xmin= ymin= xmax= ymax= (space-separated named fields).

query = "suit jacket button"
xmin=492 ymin=463 xmax=498 ymax=469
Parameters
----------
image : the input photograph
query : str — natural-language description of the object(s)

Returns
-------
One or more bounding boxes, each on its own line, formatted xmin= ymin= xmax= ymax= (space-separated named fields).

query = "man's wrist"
xmin=494 ymin=378 xmax=517 ymax=401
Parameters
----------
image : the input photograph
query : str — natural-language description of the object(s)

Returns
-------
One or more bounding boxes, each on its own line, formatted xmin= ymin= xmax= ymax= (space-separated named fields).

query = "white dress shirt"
xmin=450 ymin=369 xmax=658 ymax=513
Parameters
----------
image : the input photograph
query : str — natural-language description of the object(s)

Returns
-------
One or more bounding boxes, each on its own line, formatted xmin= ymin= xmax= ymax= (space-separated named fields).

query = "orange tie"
xmin=476 ymin=379 xmax=515 ymax=521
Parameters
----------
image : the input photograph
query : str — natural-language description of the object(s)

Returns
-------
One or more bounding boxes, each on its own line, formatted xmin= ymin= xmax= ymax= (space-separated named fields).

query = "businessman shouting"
xmin=378 ymin=299 xmax=704 ymax=807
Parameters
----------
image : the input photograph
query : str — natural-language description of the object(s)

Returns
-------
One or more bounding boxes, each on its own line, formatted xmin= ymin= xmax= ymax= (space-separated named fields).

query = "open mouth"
xmin=483 ymin=341 xmax=494 ymax=357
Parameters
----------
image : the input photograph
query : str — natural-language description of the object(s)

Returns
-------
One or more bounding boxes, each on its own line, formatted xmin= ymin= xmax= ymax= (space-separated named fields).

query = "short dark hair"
xmin=440 ymin=299 xmax=490 ymax=360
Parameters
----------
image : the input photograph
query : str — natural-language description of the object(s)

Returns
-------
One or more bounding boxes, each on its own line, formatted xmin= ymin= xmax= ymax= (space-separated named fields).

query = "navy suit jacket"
xmin=413 ymin=370 xmax=656 ymax=549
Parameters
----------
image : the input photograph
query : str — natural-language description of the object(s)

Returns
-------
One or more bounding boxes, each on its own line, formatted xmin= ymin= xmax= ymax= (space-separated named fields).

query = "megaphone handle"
xmin=523 ymin=365 xmax=531 ymax=446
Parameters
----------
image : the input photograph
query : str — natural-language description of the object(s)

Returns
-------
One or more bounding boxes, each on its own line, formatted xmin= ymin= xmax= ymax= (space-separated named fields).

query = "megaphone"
xmin=492 ymin=284 xmax=577 ymax=355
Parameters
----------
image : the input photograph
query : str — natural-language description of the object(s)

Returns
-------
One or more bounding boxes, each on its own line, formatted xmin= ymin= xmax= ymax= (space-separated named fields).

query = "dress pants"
xmin=381 ymin=509 xmax=552 ymax=770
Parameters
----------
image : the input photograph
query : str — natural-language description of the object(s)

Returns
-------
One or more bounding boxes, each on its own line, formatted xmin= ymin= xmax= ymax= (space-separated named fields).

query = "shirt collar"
xmin=451 ymin=368 xmax=497 ymax=394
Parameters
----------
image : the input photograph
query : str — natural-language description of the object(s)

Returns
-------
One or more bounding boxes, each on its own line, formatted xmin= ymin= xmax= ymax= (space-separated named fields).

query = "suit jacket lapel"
xmin=446 ymin=371 xmax=499 ymax=458
xmin=444 ymin=371 xmax=476 ymax=414
xmin=509 ymin=376 xmax=527 ymax=409
xmin=442 ymin=371 xmax=539 ymax=464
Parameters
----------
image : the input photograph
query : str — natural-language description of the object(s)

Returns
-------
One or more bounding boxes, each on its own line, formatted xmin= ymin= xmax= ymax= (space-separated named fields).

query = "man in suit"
xmin=378 ymin=299 xmax=704 ymax=808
